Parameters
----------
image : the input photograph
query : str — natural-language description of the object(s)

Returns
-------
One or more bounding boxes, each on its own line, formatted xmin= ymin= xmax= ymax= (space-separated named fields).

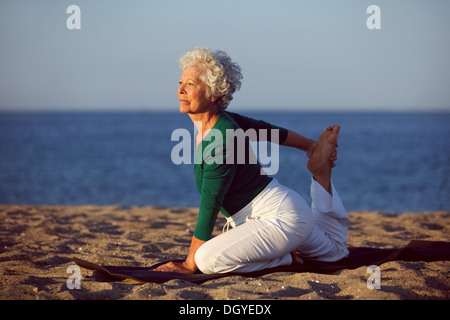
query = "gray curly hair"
xmin=178 ymin=47 xmax=243 ymax=109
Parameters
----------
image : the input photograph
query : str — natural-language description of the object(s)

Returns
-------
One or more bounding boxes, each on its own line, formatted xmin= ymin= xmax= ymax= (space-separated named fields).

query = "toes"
xmin=332 ymin=125 xmax=340 ymax=134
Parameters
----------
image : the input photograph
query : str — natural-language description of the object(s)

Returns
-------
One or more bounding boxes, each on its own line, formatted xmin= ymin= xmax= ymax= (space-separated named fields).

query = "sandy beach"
xmin=0 ymin=205 xmax=449 ymax=300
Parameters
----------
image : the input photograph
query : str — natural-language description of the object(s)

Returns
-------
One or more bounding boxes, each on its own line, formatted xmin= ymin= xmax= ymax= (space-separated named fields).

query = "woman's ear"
xmin=210 ymin=95 xmax=221 ymax=104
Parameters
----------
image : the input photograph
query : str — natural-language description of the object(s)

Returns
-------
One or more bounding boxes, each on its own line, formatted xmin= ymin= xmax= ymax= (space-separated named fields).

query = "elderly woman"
xmin=154 ymin=47 xmax=349 ymax=274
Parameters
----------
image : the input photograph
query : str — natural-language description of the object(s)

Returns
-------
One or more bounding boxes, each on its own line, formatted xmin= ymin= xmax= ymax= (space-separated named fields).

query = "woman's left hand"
xmin=153 ymin=261 xmax=196 ymax=274
xmin=308 ymin=142 xmax=338 ymax=167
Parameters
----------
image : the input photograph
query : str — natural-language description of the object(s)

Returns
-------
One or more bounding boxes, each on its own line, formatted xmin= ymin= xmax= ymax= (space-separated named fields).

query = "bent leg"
xmin=195 ymin=180 xmax=315 ymax=275
xmin=298 ymin=125 xmax=349 ymax=261
xmin=195 ymin=219 xmax=293 ymax=274
xmin=311 ymin=178 xmax=349 ymax=249
xmin=195 ymin=193 xmax=313 ymax=274
xmin=295 ymin=179 xmax=349 ymax=262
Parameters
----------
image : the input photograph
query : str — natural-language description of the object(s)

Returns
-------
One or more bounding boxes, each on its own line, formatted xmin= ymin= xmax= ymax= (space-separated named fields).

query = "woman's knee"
xmin=194 ymin=243 xmax=218 ymax=275
xmin=195 ymin=240 xmax=239 ymax=274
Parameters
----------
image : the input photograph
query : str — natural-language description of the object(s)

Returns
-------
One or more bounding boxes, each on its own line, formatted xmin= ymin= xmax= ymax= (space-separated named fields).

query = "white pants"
xmin=194 ymin=178 xmax=349 ymax=274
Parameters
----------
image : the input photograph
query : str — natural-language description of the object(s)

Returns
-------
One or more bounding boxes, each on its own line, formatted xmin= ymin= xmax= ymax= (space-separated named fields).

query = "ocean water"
xmin=0 ymin=111 xmax=448 ymax=213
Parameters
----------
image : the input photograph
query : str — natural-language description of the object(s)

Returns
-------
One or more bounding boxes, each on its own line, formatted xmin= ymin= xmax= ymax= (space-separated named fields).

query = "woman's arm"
xmin=282 ymin=130 xmax=316 ymax=157
xmin=154 ymin=142 xmax=235 ymax=274
xmin=227 ymin=112 xmax=316 ymax=156
xmin=184 ymin=235 xmax=206 ymax=271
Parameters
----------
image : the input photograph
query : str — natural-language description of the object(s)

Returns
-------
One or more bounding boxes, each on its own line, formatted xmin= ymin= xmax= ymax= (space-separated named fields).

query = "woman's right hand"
xmin=153 ymin=261 xmax=196 ymax=274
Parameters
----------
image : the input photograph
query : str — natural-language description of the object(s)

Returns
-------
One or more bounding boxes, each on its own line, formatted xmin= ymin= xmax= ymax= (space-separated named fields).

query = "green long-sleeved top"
xmin=193 ymin=111 xmax=288 ymax=241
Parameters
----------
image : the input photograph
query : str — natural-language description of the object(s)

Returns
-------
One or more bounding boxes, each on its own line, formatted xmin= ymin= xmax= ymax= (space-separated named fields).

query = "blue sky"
xmin=1 ymin=0 xmax=449 ymax=112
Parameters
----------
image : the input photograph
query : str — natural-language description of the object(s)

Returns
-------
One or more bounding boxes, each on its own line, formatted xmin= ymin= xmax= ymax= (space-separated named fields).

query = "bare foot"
xmin=307 ymin=125 xmax=340 ymax=192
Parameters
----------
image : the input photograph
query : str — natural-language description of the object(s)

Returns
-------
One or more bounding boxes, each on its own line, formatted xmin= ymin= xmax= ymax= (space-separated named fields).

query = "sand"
xmin=0 ymin=204 xmax=449 ymax=300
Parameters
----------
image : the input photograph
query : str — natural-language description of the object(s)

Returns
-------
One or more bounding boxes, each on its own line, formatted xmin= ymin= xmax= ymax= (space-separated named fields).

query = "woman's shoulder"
xmin=216 ymin=110 xmax=241 ymax=131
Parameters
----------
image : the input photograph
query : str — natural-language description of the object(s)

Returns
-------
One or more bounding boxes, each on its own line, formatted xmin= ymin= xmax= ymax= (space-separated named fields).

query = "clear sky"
xmin=1 ymin=0 xmax=449 ymax=112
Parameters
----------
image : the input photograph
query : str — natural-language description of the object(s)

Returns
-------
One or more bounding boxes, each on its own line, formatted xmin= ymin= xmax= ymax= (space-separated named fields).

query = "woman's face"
xmin=178 ymin=66 xmax=215 ymax=114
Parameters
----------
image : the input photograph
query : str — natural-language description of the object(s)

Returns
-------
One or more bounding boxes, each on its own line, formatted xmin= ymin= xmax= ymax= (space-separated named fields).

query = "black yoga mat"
xmin=73 ymin=240 xmax=450 ymax=285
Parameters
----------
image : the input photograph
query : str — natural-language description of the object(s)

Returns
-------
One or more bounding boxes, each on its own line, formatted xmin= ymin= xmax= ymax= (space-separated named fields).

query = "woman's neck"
xmin=190 ymin=109 xmax=220 ymax=135
xmin=189 ymin=109 xmax=220 ymax=146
